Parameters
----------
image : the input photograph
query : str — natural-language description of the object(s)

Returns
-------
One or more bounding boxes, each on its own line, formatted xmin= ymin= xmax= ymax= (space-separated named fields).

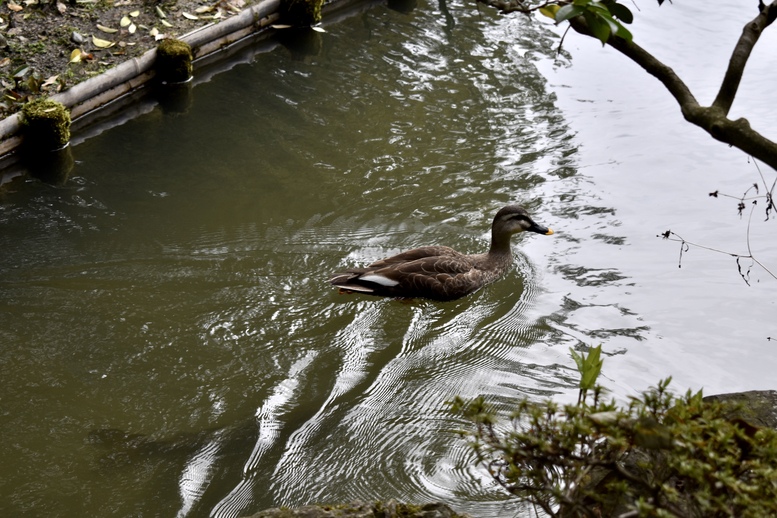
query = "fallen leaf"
xmin=120 ymin=15 xmax=131 ymax=27
xmin=13 ymin=65 xmax=30 ymax=78
xmin=128 ymin=23 xmax=136 ymax=34
xmin=7 ymin=1 xmax=23 ymax=12
xmin=5 ymin=91 xmax=26 ymax=101
xmin=96 ymin=24 xmax=118 ymax=33
xmin=154 ymin=32 xmax=165 ymax=41
xmin=160 ymin=19 xmax=173 ymax=27
xmin=92 ymin=35 xmax=115 ymax=48
xmin=129 ymin=10 xmax=139 ymax=17
xmin=270 ymin=24 xmax=293 ymax=29
xmin=41 ymin=75 xmax=59 ymax=87
xmin=23 ymin=0 xmax=37 ymax=6
xmin=56 ymin=1 xmax=67 ymax=14
xmin=155 ymin=5 xmax=166 ymax=18
xmin=311 ymin=26 xmax=326 ymax=33
xmin=0 ymin=57 xmax=10 ymax=68
xmin=194 ymin=5 xmax=212 ymax=13
xmin=149 ymin=27 xmax=158 ymax=37
xmin=69 ymin=48 xmax=82 ymax=63
xmin=182 ymin=12 xmax=198 ymax=20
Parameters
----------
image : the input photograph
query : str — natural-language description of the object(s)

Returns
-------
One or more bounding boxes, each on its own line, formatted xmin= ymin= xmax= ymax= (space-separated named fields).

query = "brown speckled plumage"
xmin=329 ymin=205 xmax=554 ymax=301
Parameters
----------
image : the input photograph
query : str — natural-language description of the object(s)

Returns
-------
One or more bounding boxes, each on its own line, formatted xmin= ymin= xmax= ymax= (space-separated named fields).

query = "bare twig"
xmin=659 ymin=226 xmax=776 ymax=283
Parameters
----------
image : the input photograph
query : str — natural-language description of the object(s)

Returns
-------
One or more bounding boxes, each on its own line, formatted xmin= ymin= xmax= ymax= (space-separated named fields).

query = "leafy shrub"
xmin=451 ymin=346 xmax=777 ymax=517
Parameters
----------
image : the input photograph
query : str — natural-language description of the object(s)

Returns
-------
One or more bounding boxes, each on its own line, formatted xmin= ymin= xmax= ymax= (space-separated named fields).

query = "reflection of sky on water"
xmin=531 ymin=1 xmax=777 ymax=395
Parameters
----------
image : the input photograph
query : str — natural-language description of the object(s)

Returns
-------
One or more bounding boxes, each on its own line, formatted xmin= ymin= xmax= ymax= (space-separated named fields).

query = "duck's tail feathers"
xmin=329 ymin=272 xmax=375 ymax=294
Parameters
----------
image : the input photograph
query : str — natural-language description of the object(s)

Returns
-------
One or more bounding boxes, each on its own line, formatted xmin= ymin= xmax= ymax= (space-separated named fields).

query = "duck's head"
xmin=493 ymin=204 xmax=554 ymax=236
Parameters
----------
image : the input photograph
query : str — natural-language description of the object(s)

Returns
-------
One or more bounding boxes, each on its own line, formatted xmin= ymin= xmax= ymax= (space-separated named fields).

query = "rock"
xmin=703 ymin=390 xmax=777 ymax=429
xmin=71 ymin=31 xmax=85 ymax=45
xmin=586 ymin=390 xmax=777 ymax=517
xmin=245 ymin=500 xmax=470 ymax=518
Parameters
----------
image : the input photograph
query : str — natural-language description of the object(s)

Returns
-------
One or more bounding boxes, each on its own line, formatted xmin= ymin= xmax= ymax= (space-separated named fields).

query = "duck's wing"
xmin=330 ymin=248 xmax=481 ymax=300
xmin=364 ymin=246 xmax=461 ymax=268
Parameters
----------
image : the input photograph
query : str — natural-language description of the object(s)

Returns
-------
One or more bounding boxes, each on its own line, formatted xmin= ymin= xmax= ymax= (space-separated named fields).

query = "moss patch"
xmin=20 ymin=98 xmax=71 ymax=150
xmin=279 ymin=0 xmax=324 ymax=26
xmin=155 ymin=38 xmax=194 ymax=83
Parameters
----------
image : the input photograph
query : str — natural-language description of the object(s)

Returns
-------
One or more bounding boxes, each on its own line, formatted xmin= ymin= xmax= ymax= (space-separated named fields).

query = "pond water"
xmin=1 ymin=1 xmax=775 ymax=517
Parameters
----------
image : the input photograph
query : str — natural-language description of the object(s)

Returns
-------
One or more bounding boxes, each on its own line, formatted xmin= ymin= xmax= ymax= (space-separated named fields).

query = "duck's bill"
xmin=530 ymin=224 xmax=554 ymax=235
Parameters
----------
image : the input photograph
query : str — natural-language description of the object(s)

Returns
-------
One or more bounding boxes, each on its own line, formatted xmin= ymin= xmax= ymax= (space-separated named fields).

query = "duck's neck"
xmin=488 ymin=229 xmax=514 ymax=256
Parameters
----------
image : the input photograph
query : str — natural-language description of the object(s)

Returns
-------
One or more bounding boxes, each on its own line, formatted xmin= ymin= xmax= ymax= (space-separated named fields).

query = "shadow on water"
xmin=21 ymin=145 xmax=75 ymax=186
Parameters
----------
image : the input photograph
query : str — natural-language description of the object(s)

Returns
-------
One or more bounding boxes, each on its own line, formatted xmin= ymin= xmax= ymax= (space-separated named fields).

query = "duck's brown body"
xmin=329 ymin=205 xmax=553 ymax=301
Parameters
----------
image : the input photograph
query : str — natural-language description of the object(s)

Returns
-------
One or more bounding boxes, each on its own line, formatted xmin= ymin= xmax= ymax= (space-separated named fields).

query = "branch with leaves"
xmin=475 ymin=0 xmax=777 ymax=171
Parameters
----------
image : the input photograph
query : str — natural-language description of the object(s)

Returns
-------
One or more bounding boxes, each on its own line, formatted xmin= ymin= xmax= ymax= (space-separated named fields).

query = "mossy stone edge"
xmin=20 ymin=98 xmax=71 ymax=151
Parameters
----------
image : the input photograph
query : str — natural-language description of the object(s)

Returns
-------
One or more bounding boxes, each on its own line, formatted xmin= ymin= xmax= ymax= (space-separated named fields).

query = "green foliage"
xmin=570 ymin=344 xmax=602 ymax=394
xmin=450 ymin=350 xmax=777 ymax=517
xmin=540 ymin=0 xmax=634 ymax=44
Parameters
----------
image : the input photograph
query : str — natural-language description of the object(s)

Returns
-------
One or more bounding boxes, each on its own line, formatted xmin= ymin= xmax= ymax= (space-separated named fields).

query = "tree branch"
xmin=712 ymin=1 xmax=777 ymax=113
xmin=565 ymin=5 xmax=777 ymax=171
xmin=473 ymin=0 xmax=777 ymax=169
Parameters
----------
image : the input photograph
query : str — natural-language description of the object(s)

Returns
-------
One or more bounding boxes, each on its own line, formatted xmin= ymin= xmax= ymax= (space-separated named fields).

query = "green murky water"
xmin=2 ymin=1 xmax=775 ymax=516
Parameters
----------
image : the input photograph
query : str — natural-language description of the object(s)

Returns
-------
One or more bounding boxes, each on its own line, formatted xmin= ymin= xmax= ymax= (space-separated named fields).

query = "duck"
xmin=329 ymin=205 xmax=554 ymax=301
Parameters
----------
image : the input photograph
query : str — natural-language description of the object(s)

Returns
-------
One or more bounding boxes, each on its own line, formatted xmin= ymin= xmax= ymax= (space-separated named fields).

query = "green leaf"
xmin=583 ymin=10 xmax=612 ymax=45
xmin=598 ymin=11 xmax=622 ymax=38
xmin=570 ymin=348 xmax=584 ymax=373
xmin=570 ymin=345 xmax=604 ymax=391
xmin=539 ymin=4 xmax=559 ymax=19
xmin=609 ymin=2 xmax=634 ymax=23
xmin=555 ymin=4 xmax=586 ymax=24
xmin=613 ymin=21 xmax=633 ymax=42
xmin=13 ymin=65 xmax=30 ymax=78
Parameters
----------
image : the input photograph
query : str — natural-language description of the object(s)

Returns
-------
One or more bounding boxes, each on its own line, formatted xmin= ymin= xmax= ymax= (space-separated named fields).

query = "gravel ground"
xmin=0 ymin=0 xmax=251 ymax=119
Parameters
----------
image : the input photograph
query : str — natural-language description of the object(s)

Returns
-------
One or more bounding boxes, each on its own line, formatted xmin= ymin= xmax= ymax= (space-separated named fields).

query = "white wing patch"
xmin=359 ymin=274 xmax=400 ymax=287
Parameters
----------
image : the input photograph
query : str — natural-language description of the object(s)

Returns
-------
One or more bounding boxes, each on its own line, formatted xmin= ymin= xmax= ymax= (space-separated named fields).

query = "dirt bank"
xmin=0 ymin=0 xmax=257 ymax=120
